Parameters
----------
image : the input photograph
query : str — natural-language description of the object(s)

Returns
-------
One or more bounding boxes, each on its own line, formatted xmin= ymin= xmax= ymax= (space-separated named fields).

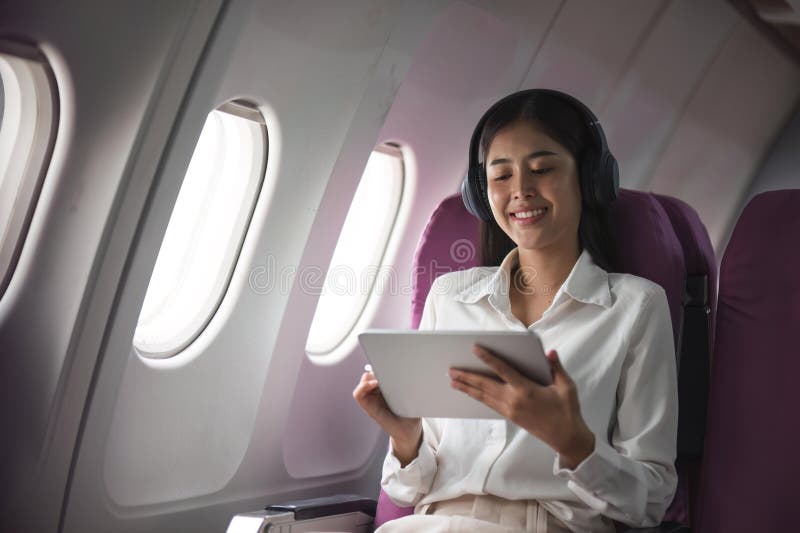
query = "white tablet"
xmin=357 ymin=330 xmax=551 ymax=419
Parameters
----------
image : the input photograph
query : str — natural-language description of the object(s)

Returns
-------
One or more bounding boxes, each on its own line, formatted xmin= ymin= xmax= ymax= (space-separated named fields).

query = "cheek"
xmin=551 ymin=175 xmax=582 ymax=220
xmin=487 ymin=187 xmax=505 ymax=216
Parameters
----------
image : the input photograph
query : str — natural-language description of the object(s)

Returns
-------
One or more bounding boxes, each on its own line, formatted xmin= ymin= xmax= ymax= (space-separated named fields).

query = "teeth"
xmin=513 ymin=208 xmax=546 ymax=218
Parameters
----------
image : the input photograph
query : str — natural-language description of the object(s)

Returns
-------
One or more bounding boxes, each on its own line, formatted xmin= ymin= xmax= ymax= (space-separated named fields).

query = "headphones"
xmin=461 ymin=88 xmax=619 ymax=222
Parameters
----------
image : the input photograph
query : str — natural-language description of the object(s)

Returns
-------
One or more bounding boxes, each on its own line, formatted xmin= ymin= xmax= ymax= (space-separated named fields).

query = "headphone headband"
xmin=462 ymin=89 xmax=619 ymax=222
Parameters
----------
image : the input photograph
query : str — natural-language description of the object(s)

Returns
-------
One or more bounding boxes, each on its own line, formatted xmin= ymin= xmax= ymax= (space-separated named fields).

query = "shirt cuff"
xmin=380 ymin=440 xmax=437 ymax=507
xmin=553 ymin=437 xmax=621 ymax=501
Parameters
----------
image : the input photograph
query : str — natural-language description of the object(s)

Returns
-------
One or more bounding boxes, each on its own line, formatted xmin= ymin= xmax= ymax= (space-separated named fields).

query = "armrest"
xmin=265 ymin=493 xmax=377 ymax=520
xmin=227 ymin=494 xmax=376 ymax=533
xmin=619 ymin=522 xmax=689 ymax=533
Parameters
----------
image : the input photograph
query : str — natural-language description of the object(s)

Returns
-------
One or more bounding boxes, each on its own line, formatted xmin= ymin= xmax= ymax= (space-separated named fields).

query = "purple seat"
xmin=607 ymin=190 xmax=687 ymax=526
xmin=410 ymin=194 xmax=482 ymax=329
xmin=607 ymin=189 xmax=685 ymax=347
xmin=653 ymin=194 xmax=717 ymax=527
xmin=654 ymin=193 xmax=717 ymax=350
xmin=697 ymin=190 xmax=800 ymax=533
xmin=375 ymin=189 xmax=687 ymax=529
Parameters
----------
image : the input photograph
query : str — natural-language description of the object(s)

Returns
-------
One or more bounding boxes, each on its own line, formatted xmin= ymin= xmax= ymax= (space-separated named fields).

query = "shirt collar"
xmin=454 ymin=247 xmax=612 ymax=309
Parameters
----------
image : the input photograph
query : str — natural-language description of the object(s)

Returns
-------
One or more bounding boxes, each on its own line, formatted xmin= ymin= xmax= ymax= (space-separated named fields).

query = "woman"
xmin=353 ymin=90 xmax=678 ymax=532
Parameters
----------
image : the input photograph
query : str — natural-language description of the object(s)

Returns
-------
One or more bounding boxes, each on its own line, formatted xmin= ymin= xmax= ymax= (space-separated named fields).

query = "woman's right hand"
xmin=353 ymin=369 xmax=422 ymax=465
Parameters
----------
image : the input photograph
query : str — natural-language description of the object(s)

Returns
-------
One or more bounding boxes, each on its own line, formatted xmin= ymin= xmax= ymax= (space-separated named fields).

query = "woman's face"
xmin=485 ymin=119 xmax=582 ymax=254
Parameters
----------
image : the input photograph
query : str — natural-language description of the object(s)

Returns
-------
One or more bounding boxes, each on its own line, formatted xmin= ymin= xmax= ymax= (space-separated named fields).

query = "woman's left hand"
xmin=449 ymin=344 xmax=595 ymax=469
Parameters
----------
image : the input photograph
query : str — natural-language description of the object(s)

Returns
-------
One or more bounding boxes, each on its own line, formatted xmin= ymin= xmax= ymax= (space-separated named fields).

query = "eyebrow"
xmin=488 ymin=150 xmax=558 ymax=166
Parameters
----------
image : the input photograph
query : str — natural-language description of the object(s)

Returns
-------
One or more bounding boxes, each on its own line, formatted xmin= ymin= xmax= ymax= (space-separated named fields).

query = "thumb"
xmin=546 ymin=350 xmax=572 ymax=387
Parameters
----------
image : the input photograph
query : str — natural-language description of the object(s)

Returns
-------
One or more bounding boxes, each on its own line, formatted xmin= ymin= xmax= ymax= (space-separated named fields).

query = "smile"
xmin=511 ymin=207 xmax=548 ymax=224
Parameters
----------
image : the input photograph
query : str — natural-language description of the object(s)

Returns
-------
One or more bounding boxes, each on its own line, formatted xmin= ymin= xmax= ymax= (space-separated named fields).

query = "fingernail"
xmin=364 ymin=364 xmax=373 ymax=372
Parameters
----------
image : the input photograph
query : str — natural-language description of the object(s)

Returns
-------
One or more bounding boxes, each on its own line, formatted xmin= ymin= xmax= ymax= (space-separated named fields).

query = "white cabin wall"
xmin=602 ymin=0 xmax=740 ymax=192
xmin=521 ymin=0 xmax=669 ymax=110
xmin=646 ymin=19 xmax=800 ymax=251
xmin=0 ymin=1 xmax=225 ymax=531
xmin=744 ymin=107 xmax=800 ymax=195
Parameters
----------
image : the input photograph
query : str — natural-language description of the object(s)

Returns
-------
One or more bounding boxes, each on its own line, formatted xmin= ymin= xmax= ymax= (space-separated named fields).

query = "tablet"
xmin=357 ymin=330 xmax=551 ymax=419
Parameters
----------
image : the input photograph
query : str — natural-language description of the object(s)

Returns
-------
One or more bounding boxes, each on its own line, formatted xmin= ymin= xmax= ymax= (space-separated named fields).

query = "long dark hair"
xmin=477 ymin=92 xmax=618 ymax=272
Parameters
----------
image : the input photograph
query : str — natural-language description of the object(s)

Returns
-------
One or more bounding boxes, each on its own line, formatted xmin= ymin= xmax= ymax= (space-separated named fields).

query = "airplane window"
xmin=0 ymin=47 xmax=56 ymax=300
xmin=134 ymin=101 xmax=267 ymax=358
xmin=305 ymin=145 xmax=404 ymax=358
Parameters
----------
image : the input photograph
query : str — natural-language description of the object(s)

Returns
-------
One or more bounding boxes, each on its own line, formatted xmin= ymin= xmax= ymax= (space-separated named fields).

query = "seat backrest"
xmin=606 ymin=190 xmax=688 ymax=526
xmin=607 ymin=189 xmax=685 ymax=348
xmin=697 ymin=190 xmax=800 ymax=533
xmin=653 ymin=193 xmax=717 ymax=527
xmin=375 ymin=189 xmax=687 ymax=529
xmin=654 ymin=193 xmax=717 ymax=354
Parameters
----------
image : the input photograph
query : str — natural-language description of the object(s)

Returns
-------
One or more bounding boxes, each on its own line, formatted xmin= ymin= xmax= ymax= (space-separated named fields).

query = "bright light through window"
xmin=305 ymin=145 xmax=404 ymax=356
xmin=0 ymin=46 xmax=56 ymax=300
xmin=134 ymin=102 xmax=267 ymax=358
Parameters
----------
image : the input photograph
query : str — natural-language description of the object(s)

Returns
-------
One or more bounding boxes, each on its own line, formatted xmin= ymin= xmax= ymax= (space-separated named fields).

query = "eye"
xmin=531 ymin=168 xmax=552 ymax=175
xmin=493 ymin=174 xmax=510 ymax=181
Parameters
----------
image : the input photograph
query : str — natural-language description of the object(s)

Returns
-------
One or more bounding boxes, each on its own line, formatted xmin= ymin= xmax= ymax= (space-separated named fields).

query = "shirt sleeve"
xmin=552 ymin=286 xmax=679 ymax=527
xmin=380 ymin=279 xmax=442 ymax=507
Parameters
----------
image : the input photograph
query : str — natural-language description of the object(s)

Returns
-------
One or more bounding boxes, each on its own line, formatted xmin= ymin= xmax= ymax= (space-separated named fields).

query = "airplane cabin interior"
xmin=1 ymin=1 xmax=799 ymax=532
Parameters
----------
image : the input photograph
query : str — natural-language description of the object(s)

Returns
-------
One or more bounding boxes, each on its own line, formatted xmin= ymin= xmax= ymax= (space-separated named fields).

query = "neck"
xmin=512 ymin=241 xmax=581 ymax=298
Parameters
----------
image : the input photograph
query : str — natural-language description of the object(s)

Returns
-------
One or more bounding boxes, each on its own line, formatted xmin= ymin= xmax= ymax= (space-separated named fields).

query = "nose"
xmin=512 ymin=170 xmax=538 ymax=199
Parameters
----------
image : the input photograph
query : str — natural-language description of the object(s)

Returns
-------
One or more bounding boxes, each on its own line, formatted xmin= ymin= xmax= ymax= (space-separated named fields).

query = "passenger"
xmin=353 ymin=90 xmax=678 ymax=532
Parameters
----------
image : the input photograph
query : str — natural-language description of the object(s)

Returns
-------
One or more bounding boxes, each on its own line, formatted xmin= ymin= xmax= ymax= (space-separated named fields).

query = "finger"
xmin=472 ymin=344 xmax=524 ymax=386
xmin=546 ymin=350 xmax=573 ymax=387
xmin=449 ymin=368 xmax=504 ymax=400
xmin=450 ymin=378 xmax=507 ymax=417
xmin=353 ymin=376 xmax=380 ymax=398
xmin=359 ymin=371 xmax=378 ymax=383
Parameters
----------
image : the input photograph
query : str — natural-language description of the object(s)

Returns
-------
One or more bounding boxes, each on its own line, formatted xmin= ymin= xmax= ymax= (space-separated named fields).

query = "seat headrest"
xmin=608 ymin=189 xmax=686 ymax=347
xmin=411 ymin=193 xmax=480 ymax=329
xmin=653 ymin=194 xmax=716 ymax=279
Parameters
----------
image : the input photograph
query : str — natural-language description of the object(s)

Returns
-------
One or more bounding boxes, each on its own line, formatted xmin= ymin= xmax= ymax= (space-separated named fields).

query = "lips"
xmin=510 ymin=207 xmax=548 ymax=218
xmin=510 ymin=206 xmax=548 ymax=225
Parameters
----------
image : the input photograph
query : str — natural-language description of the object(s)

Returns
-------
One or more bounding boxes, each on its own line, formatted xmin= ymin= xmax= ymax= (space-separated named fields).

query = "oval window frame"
xmin=0 ymin=40 xmax=59 ymax=301
xmin=133 ymin=100 xmax=268 ymax=359
xmin=305 ymin=143 xmax=406 ymax=361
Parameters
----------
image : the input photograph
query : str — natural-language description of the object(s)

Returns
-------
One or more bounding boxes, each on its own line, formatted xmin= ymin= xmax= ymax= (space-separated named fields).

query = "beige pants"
xmin=374 ymin=494 xmax=572 ymax=532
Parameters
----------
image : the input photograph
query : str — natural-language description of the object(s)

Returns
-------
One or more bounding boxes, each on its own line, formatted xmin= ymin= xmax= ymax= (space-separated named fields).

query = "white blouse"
xmin=381 ymin=248 xmax=678 ymax=532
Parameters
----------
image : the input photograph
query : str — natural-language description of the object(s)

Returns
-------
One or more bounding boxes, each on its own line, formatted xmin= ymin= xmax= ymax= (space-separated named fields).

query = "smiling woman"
xmin=355 ymin=90 xmax=678 ymax=533
xmin=485 ymin=120 xmax=583 ymax=293
xmin=476 ymin=90 xmax=619 ymax=274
